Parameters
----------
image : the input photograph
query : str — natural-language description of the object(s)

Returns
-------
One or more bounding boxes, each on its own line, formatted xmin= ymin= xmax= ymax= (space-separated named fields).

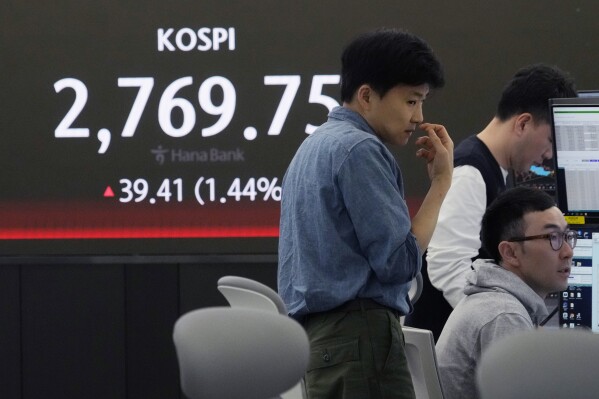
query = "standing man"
xmin=406 ymin=64 xmax=577 ymax=339
xmin=436 ymin=186 xmax=575 ymax=399
xmin=278 ymin=28 xmax=453 ymax=398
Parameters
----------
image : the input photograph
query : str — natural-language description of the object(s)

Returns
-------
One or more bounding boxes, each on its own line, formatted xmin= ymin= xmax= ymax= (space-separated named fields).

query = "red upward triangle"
xmin=104 ymin=186 xmax=115 ymax=197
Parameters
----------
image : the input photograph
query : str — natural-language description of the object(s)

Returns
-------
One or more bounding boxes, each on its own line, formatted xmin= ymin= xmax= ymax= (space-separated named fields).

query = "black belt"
xmin=300 ymin=298 xmax=400 ymax=325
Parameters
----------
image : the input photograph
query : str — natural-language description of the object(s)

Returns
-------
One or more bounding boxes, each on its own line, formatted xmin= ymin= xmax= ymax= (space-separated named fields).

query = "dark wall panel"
xmin=20 ymin=264 xmax=126 ymax=399
xmin=4 ymin=258 xmax=278 ymax=399
xmin=0 ymin=265 xmax=21 ymax=398
xmin=125 ymin=263 xmax=180 ymax=399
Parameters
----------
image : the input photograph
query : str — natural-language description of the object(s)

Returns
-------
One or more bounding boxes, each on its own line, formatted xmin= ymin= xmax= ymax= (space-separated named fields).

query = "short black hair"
xmin=340 ymin=28 xmax=444 ymax=102
xmin=496 ymin=64 xmax=577 ymax=124
xmin=481 ymin=187 xmax=557 ymax=263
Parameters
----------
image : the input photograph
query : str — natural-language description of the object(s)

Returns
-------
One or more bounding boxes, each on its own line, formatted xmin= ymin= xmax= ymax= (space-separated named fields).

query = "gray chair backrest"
xmin=477 ymin=329 xmax=599 ymax=399
xmin=217 ymin=275 xmax=288 ymax=314
xmin=403 ymin=326 xmax=445 ymax=399
xmin=173 ymin=307 xmax=309 ymax=399
xmin=216 ymin=276 xmax=306 ymax=399
xmin=409 ymin=272 xmax=424 ymax=305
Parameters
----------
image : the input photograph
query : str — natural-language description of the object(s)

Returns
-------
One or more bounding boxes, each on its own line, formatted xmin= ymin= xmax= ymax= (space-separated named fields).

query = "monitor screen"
xmin=512 ymin=157 xmax=557 ymax=198
xmin=560 ymin=227 xmax=599 ymax=333
xmin=1 ymin=2 xmax=353 ymax=256
xmin=514 ymin=92 xmax=599 ymax=200
xmin=550 ymin=97 xmax=599 ymax=224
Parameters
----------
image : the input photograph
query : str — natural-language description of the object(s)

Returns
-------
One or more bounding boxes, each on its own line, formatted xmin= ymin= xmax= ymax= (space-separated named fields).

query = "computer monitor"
xmin=549 ymin=97 xmax=599 ymax=224
xmin=559 ymin=227 xmax=599 ymax=333
xmin=549 ymin=97 xmax=599 ymax=332
xmin=513 ymin=92 xmax=599 ymax=199
xmin=511 ymin=157 xmax=557 ymax=198
xmin=578 ymin=90 xmax=599 ymax=98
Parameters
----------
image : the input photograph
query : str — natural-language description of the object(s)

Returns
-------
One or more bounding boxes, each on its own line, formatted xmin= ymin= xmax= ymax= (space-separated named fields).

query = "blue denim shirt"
xmin=278 ymin=106 xmax=421 ymax=318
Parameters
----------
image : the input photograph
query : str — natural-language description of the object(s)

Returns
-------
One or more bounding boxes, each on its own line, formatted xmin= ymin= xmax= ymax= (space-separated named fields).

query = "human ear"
xmin=498 ymin=241 xmax=520 ymax=267
xmin=515 ymin=113 xmax=533 ymax=134
xmin=356 ymin=85 xmax=373 ymax=108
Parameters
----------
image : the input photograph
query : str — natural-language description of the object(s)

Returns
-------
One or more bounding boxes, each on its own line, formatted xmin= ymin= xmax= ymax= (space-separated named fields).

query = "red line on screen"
xmin=0 ymin=226 xmax=279 ymax=239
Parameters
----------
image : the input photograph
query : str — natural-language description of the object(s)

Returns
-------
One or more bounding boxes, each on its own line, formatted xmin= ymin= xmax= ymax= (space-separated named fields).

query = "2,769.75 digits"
xmin=54 ymin=75 xmax=340 ymax=153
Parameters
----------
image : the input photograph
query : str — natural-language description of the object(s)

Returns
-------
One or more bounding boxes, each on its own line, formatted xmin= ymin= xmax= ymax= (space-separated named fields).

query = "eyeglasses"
xmin=507 ymin=230 xmax=577 ymax=251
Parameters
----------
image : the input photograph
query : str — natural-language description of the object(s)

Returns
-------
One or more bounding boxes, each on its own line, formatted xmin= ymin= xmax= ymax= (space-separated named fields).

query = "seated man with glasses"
xmin=435 ymin=186 xmax=575 ymax=399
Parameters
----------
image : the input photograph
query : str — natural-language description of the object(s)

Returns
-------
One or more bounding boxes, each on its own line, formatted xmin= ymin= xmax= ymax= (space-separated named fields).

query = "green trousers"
xmin=302 ymin=306 xmax=415 ymax=399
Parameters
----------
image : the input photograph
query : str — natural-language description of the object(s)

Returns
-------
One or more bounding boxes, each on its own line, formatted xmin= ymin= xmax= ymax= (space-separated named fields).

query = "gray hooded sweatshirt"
xmin=435 ymin=259 xmax=549 ymax=399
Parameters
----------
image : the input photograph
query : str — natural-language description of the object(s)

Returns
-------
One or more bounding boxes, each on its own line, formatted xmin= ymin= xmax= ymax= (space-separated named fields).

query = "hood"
xmin=464 ymin=259 xmax=549 ymax=325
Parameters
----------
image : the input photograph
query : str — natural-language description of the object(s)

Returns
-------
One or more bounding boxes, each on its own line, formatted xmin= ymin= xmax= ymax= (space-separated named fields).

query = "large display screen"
xmin=1 ymin=2 xmax=356 ymax=255
xmin=2 ymin=1 xmax=597 ymax=256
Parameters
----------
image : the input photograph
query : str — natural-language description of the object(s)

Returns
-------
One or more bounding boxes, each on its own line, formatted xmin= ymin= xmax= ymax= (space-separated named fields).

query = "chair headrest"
xmin=173 ymin=307 xmax=309 ymax=399
xmin=477 ymin=329 xmax=599 ymax=399
xmin=218 ymin=275 xmax=288 ymax=314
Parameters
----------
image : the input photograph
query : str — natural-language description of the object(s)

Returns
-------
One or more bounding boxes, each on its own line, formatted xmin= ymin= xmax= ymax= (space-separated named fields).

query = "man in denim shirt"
xmin=278 ymin=28 xmax=454 ymax=398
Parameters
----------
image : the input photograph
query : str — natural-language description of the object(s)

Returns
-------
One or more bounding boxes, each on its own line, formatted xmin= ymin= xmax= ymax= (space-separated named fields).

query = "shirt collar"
xmin=328 ymin=106 xmax=378 ymax=138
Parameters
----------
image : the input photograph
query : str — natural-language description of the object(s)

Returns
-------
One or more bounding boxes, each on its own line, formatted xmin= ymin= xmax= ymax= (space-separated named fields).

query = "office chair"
xmin=409 ymin=272 xmax=424 ymax=305
xmin=403 ymin=326 xmax=445 ymax=399
xmin=401 ymin=272 xmax=445 ymax=399
xmin=173 ymin=307 xmax=309 ymax=399
xmin=217 ymin=275 xmax=287 ymax=314
xmin=476 ymin=328 xmax=599 ymax=399
xmin=401 ymin=272 xmax=424 ymax=325
xmin=217 ymin=275 xmax=306 ymax=399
